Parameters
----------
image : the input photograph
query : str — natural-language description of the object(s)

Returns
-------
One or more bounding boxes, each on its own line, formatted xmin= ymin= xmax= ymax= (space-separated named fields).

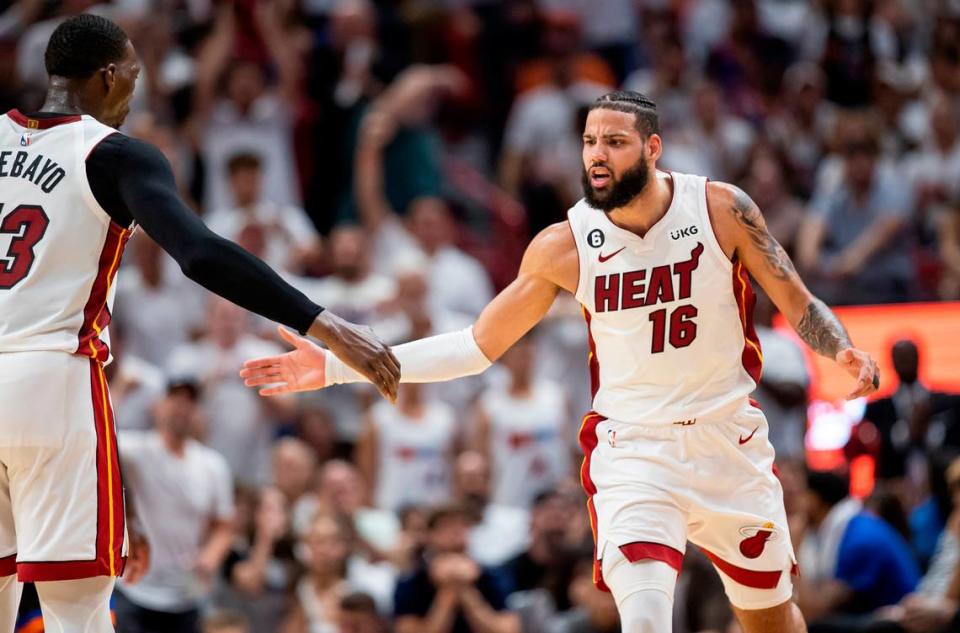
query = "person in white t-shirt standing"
xmin=295 ymin=224 xmax=408 ymax=344
xmin=355 ymin=383 xmax=457 ymax=513
xmin=474 ymin=334 xmax=570 ymax=509
xmin=204 ymin=153 xmax=321 ymax=275
xmin=115 ymin=379 xmax=235 ymax=633
xmin=191 ymin=2 xmax=302 ymax=214
xmin=167 ymin=298 xmax=289 ymax=486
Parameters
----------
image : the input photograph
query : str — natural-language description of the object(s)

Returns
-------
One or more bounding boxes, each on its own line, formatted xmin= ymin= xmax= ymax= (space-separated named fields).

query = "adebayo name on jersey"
xmin=0 ymin=150 xmax=66 ymax=193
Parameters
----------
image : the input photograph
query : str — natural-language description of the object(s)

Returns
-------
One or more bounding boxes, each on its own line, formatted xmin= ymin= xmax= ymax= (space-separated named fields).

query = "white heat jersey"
xmin=370 ymin=400 xmax=456 ymax=512
xmin=481 ymin=380 xmax=570 ymax=508
xmin=0 ymin=111 xmax=131 ymax=363
xmin=567 ymin=171 xmax=761 ymax=425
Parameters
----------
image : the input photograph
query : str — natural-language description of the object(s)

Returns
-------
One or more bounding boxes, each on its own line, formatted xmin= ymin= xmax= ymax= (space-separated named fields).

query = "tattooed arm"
xmin=707 ymin=181 xmax=879 ymax=399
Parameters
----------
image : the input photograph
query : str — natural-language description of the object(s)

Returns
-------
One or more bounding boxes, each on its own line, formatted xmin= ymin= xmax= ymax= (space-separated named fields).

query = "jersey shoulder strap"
xmin=78 ymin=117 xmax=119 ymax=160
xmin=75 ymin=118 xmax=121 ymax=227
xmin=566 ymin=199 xmax=598 ymax=305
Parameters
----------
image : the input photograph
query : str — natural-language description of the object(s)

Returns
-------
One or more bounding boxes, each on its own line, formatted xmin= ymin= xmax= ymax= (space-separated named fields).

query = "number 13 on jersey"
xmin=0 ymin=204 xmax=49 ymax=289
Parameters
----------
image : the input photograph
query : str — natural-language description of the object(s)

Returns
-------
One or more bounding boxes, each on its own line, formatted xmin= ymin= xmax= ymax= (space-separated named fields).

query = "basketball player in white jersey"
xmin=474 ymin=335 xmax=569 ymax=508
xmin=242 ymin=91 xmax=881 ymax=633
xmin=0 ymin=14 xmax=399 ymax=632
xmin=356 ymin=383 xmax=457 ymax=513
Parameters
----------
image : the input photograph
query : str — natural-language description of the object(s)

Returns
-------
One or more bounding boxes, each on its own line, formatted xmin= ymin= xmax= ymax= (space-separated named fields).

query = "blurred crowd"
xmin=4 ymin=0 xmax=960 ymax=631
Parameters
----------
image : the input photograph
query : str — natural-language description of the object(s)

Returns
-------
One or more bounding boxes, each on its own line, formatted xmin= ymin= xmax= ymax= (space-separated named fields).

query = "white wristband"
xmin=325 ymin=326 xmax=492 ymax=386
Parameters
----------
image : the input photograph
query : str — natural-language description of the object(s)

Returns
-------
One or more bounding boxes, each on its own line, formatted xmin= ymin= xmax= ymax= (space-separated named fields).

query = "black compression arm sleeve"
xmin=86 ymin=134 xmax=322 ymax=334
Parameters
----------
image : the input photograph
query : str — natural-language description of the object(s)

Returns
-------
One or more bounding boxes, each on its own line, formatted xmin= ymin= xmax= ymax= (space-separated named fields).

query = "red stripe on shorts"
xmin=620 ymin=541 xmax=684 ymax=573
xmin=90 ymin=361 xmax=125 ymax=577
xmin=700 ymin=547 xmax=782 ymax=589
xmin=577 ymin=411 xmax=608 ymax=591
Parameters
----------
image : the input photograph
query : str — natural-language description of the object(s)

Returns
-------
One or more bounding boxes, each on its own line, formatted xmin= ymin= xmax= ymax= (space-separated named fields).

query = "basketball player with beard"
xmin=242 ymin=91 xmax=880 ymax=633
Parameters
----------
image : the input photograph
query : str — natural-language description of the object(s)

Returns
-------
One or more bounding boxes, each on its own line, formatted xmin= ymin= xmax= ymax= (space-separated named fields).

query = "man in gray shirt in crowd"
xmin=798 ymin=111 xmax=913 ymax=305
xmin=115 ymin=378 xmax=234 ymax=633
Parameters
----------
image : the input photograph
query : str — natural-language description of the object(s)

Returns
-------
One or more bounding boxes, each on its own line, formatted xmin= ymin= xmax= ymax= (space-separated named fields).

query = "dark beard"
xmin=582 ymin=156 xmax=651 ymax=212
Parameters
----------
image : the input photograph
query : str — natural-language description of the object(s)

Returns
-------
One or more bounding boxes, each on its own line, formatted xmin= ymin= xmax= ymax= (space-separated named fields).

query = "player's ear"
xmin=101 ymin=63 xmax=117 ymax=92
xmin=646 ymin=133 xmax=663 ymax=162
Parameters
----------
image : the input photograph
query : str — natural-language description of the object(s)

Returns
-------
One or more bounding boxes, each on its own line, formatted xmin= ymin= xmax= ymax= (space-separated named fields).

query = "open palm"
xmin=240 ymin=327 xmax=329 ymax=396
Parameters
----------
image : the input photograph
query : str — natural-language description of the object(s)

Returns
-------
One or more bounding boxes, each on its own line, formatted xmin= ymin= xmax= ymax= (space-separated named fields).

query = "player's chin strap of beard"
xmin=325 ymin=326 xmax=492 ymax=385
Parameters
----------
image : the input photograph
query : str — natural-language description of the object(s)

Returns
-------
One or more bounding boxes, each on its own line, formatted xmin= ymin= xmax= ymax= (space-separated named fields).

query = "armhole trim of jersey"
xmin=78 ymin=129 xmax=132 ymax=232
xmin=566 ymin=211 xmax=588 ymax=304
xmin=700 ymin=178 xmax=735 ymax=272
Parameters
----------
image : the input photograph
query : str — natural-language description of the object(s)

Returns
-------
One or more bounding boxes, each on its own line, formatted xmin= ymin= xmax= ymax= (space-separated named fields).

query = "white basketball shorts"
xmin=0 ymin=351 xmax=127 ymax=581
xmin=578 ymin=399 xmax=797 ymax=611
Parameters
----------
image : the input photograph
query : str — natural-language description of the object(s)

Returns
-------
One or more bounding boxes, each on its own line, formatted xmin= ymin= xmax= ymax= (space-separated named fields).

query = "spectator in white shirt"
xmin=282 ymin=513 xmax=356 ymax=633
xmin=905 ymin=93 xmax=960 ymax=226
xmin=356 ymin=383 xmax=457 ymax=513
xmin=295 ymin=224 xmax=407 ymax=343
xmin=316 ymin=460 xmax=401 ymax=560
xmin=662 ymin=79 xmax=755 ymax=181
xmin=473 ymin=335 xmax=570 ymax=509
xmin=116 ymin=379 xmax=235 ymax=633
xmin=499 ymin=77 xmax=609 ymax=218
xmin=167 ymin=297 xmax=290 ymax=485
xmin=191 ymin=2 xmax=303 ymax=212
xmin=292 ymin=224 xmax=410 ymax=442
xmin=205 ymin=153 xmax=321 ymax=275
xmin=115 ymin=234 xmax=205 ymax=368
xmin=272 ymin=438 xmax=321 ymax=537
xmin=454 ymin=451 xmax=530 ymax=567
xmin=406 ymin=197 xmax=495 ymax=327
xmin=107 ymin=322 xmax=166 ymax=432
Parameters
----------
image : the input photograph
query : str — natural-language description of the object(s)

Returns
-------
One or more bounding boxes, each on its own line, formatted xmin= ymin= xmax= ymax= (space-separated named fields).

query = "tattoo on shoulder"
xmin=728 ymin=185 xmax=796 ymax=280
xmin=796 ymin=298 xmax=852 ymax=358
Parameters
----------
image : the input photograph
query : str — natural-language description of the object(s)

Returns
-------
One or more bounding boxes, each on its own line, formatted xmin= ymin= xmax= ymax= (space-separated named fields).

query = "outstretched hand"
xmin=240 ymin=327 xmax=333 ymax=397
xmin=836 ymin=347 xmax=880 ymax=400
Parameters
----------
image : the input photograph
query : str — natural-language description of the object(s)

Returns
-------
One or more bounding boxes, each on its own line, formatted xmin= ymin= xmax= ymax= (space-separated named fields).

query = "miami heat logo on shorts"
xmin=738 ymin=522 xmax=779 ymax=559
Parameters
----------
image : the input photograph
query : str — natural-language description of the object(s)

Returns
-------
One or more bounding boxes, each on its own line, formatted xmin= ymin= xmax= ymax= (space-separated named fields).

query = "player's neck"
xmin=39 ymin=79 xmax=90 ymax=117
xmin=605 ymin=172 xmax=674 ymax=238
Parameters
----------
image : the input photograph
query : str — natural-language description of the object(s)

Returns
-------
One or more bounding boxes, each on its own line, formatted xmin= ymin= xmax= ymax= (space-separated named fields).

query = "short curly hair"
xmin=44 ymin=14 xmax=129 ymax=79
